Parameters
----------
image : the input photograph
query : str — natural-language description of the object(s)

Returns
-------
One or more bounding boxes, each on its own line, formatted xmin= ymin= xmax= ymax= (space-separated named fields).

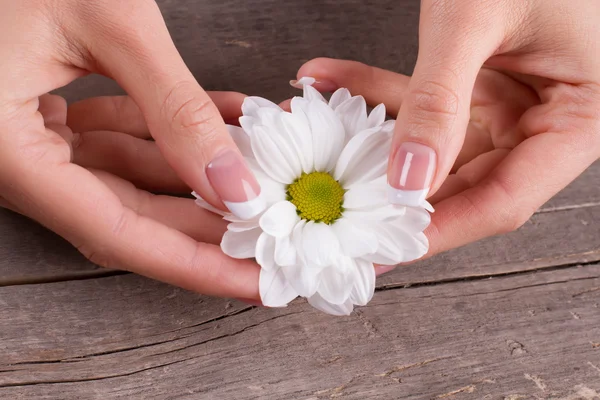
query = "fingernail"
xmin=290 ymin=77 xmax=338 ymax=92
xmin=388 ymin=142 xmax=437 ymax=207
xmin=206 ymin=150 xmax=266 ymax=219
xmin=375 ymin=265 xmax=396 ymax=276
xmin=236 ymin=298 xmax=264 ymax=307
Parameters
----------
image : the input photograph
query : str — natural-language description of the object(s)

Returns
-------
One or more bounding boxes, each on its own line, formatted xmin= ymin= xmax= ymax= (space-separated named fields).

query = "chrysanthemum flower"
xmin=194 ymin=77 xmax=432 ymax=315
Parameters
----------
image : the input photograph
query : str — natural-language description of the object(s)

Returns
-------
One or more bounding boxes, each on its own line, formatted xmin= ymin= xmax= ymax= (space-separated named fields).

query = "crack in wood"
xmin=376 ymin=356 xmax=452 ymax=377
xmin=0 ymin=311 xmax=302 ymax=388
xmin=536 ymin=201 xmax=600 ymax=214
xmin=150 ymin=312 xmax=301 ymax=359
xmin=588 ymin=362 xmax=600 ymax=375
xmin=377 ymin=260 xmax=600 ymax=293
xmin=524 ymin=373 xmax=547 ymax=391
xmin=573 ymin=287 xmax=600 ymax=298
xmin=6 ymin=306 xmax=257 ymax=367
xmin=0 ymin=270 xmax=129 ymax=287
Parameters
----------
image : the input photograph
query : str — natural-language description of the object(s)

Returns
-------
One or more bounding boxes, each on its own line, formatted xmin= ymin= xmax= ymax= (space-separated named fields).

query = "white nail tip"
xmin=387 ymin=186 xmax=429 ymax=207
xmin=290 ymin=77 xmax=316 ymax=89
xmin=224 ymin=194 xmax=267 ymax=220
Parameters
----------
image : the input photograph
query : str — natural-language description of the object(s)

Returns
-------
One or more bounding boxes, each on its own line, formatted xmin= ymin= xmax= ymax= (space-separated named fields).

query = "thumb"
xmin=73 ymin=1 xmax=264 ymax=219
xmin=387 ymin=1 xmax=502 ymax=207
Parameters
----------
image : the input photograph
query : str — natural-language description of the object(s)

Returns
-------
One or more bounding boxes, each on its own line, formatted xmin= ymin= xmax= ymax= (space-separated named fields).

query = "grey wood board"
xmin=1 ymin=264 xmax=599 ymax=399
xmin=56 ymin=0 xmax=421 ymax=103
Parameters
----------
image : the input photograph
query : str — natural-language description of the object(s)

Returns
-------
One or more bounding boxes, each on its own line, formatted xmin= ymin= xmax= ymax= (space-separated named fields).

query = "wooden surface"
xmin=2 ymin=1 xmax=600 ymax=399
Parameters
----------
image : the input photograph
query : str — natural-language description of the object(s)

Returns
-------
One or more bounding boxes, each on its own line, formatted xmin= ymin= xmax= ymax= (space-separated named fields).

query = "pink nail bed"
xmin=387 ymin=142 xmax=437 ymax=207
xmin=206 ymin=150 xmax=266 ymax=219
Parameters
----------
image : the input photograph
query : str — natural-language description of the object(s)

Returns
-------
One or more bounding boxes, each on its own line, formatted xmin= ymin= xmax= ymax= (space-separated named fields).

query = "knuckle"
xmin=405 ymin=77 xmax=460 ymax=136
xmin=162 ymin=82 xmax=222 ymax=142
xmin=490 ymin=181 xmax=532 ymax=234
xmin=408 ymin=78 xmax=460 ymax=118
xmin=78 ymin=243 xmax=114 ymax=269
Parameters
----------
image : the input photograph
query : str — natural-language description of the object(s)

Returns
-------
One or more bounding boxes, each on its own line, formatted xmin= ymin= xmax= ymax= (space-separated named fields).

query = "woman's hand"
xmin=0 ymin=0 xmax=262 ymax=300
xmin=296 ymin=0 xmax=600 ymax=257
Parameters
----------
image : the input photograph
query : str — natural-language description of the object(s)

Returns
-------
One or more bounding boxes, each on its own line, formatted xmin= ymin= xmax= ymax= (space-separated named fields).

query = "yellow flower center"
xmin=287 ymin=172 xmax=345 ymax=224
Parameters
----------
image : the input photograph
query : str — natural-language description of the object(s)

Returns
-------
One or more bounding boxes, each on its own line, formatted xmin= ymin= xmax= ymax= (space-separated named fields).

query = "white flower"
xmin=193 ymin=77 xmax=433 ymax=315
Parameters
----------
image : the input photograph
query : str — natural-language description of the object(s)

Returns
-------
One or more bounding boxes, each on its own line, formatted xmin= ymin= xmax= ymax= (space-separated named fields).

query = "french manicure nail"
xmin=388 ymin=142 xmax=437 ymax=207
xmin=290 ymin=77 xmax=338 ymax=92
xmin=206 ymin=150 xmax=266 ymax=219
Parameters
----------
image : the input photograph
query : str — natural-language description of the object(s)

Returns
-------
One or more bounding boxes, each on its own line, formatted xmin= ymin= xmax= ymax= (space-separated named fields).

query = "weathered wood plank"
xmin=1 ymin=264 xmax=599 ymax=399
xmin=56 ymin=0 xmax=421 ymax=104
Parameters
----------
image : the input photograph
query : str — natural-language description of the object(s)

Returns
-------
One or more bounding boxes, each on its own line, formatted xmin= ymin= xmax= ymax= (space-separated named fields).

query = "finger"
xmin=89 ymin=169 xmax=226 ymax=244
xmin=71 ymin=2 xmax=264 ymax=219
xmin=66 ymin=92 xmax=246 ymax=138
xmin=5 ymin=155 xmax=260 ymax=300
xmin=386 ymin=1 xmax=505 ymax=207
xmin=427 ymin=148 xmax=510 ymax=204
xmin=46 ymin=123 xmax=74 ymax=145
xmin=67 ymin=95 xmax=150 ymax=138
xmin=0 ymin=196 xmax=21 ymax=214
xmin=38 ymin=94 xmax=67 ymax=125
xmin=296 ymin=58 xmax=410 ymax=116
xmin=72 ymin=130 xmax=188 ymax=193
xmin=427 ymin=127 xmax=599 ymax=257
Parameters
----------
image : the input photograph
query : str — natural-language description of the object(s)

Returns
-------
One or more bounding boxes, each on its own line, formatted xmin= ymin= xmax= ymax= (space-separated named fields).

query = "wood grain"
xmin=1 ymin=264 xmax=599 ymax=399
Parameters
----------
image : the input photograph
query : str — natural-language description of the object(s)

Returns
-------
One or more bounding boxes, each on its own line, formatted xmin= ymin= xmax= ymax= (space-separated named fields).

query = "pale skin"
xmin=1 ymin=0 xmax=599 ymax=301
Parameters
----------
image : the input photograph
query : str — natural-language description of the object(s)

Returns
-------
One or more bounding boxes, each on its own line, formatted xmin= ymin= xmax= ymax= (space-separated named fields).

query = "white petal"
xmin=260 ymin=268 xmax=298 ymax=307
xmin=221 ymin=228 xmax=262 ymax=259
xmin=291 ymin=220 xmax=307 ymax=263
xmin=291 ymin=96 xmax=309 ymax=114
xmin=335 ymin=95 xmax=368 ymax=138
xmin=227 ymin=220 xmax=260 ymax=232
xmin=333 ymin=126 xmax=392 ymax=186
xmin=255 ymin=117 xmax=304 ymax=178
xmin=380 ymin=119 xmax=395 ymax=133
xmin=255 ymin=233 xmax=277 ymax=272
xmin=279 ymin=112 xmax=314 ymax=173
xmin=317 ymin=261 xmax=354 ymax=305
xmin=259 ymin=201 xmax=300 ymax=238
xmin=192 ymin=192 xmax=226 ymax=216
xmin=239 ymin=116 xmax=257 ymax=135
xmin=251 ymin=125 xmax=297 ymax=183
xmin=396 ymin=207 xmax=432 ymax=233
xmin=366 ymin=103 xmax=386 ymax=128
xmin=423 ymin=201 xmax=435 ymax=213
xmin=303 ymin=85 xmax=327 ymax=103
xmin=364 ymin=224 xmax=429 ymax=265
xmin=308 ymin=292 xmax=354 ymax=316
xmin=350 ymin=258 xmax=375 ymax=306
xmin=307 ymin=100 xmax=345 ymax=172
xmin=332 ymin=218 xmax=378 ymax=258
xmin=302 ymin=221 xmax=340 ymax=267
xmin=256 ymin=107 xmax=281 ymax=128
xmin=328 ymin=88 xmax=351 ymax=110
xmin=291 ymin=77 xmax=316 ymax=88
xmin=343 ymin=184 xmax=387 ymax=210
xmin=242 ymin=96 xmax=281 ymax=117
xmin=282 ymin=262 xmax=320 ymax=297
xmin=248 ymin=162 xmax=287 ymax=205
xmin=227 ymin=125 xmax=253 ymax=158
xmin=275 ymin=235 xmax=297 ymax=267
xmin=344 ymin=204 xmax=405 ymax=224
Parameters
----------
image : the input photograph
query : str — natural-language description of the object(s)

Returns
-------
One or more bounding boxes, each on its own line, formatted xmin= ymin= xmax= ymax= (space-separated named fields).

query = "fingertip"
xmin=296 ymin=57 xmax=341 ymax=92
xmin=39 ymin=94 xmax=68 ymax=125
